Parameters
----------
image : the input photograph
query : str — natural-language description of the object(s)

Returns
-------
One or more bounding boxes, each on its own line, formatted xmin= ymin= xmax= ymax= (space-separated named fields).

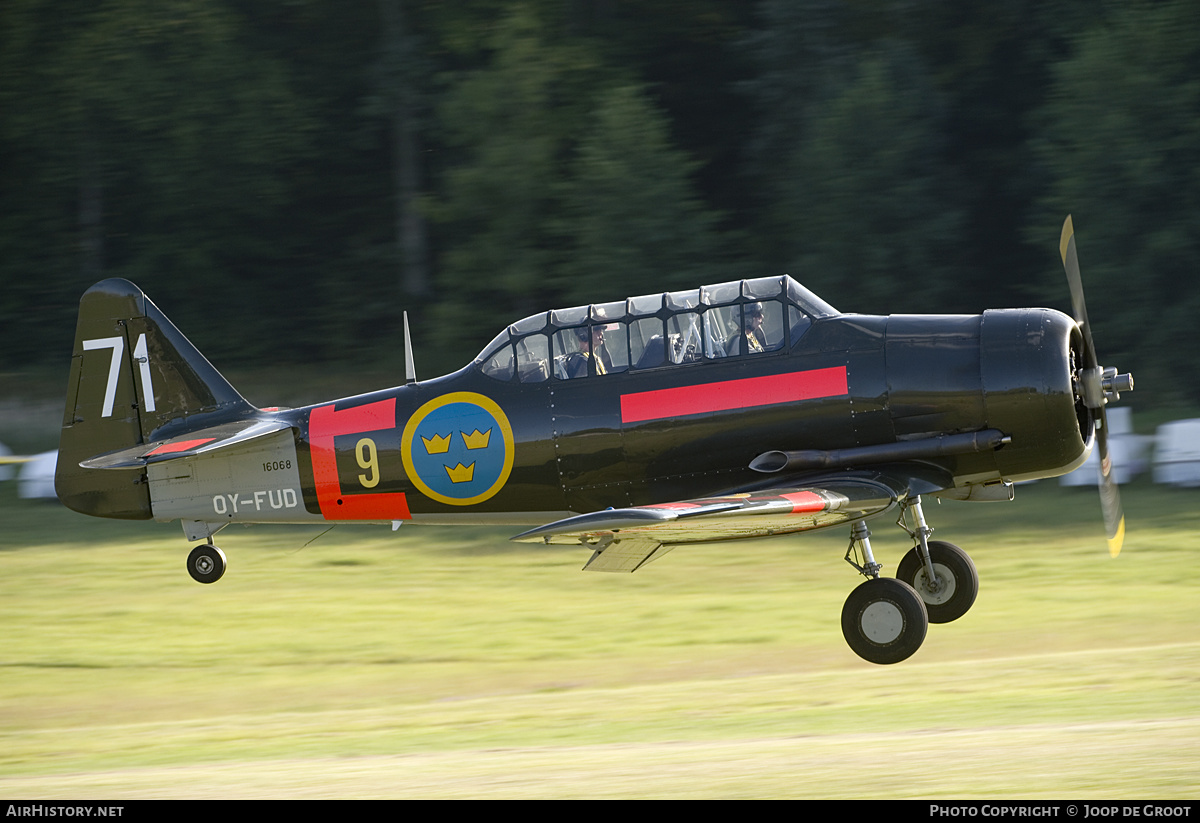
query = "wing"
xmin=511 ymin=475 xmax=905 ymax=573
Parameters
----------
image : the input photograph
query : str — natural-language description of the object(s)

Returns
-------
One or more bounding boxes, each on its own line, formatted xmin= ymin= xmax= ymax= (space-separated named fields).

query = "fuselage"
xmin=147 ymin=278 xmax=1090 ymax=530
xmin=58 ymin=275 xmax=1091 ymax=530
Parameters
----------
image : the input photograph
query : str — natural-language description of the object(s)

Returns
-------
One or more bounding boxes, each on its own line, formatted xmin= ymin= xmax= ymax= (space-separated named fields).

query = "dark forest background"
xmin=2 ymin=1 xmax=1196 ymax=402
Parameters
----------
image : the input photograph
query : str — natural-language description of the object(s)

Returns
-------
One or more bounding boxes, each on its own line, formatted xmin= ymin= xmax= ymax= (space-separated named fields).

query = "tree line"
xmin=1 ymin=0 xmax=1196 ymax=400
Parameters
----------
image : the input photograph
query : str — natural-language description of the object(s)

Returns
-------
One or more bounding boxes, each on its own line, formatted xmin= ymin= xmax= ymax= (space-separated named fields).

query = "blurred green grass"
xmin=1 ymin=476 xmax=1198 ymax=798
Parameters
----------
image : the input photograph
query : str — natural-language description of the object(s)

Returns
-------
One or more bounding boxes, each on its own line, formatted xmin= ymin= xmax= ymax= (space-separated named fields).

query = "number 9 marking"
xmin=356 ymin=438 xmax=380 ymax=488
xmin=307 ymin=400 xmax=410 ymax=521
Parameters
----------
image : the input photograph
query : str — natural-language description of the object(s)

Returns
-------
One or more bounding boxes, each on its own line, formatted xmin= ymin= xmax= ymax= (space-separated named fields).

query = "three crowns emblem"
xmin=420 ymin=428 xmax=493 ymax=483
xmin=444 ymin=463 xmax=474 ymax=483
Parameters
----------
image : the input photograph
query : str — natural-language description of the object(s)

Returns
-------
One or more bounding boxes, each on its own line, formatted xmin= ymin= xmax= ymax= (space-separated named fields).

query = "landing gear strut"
xmin=897 ymin=540 xmax=978 ymax=623
xmin=839 ymin=496 xmax=979 ymax=664
xmin=187 ymin=542 xmax=227 ymax=584
xmin=895 ymin=496 xmax=979 ymax=624
xmin=841 ymin=519 xmax=928 ymax=664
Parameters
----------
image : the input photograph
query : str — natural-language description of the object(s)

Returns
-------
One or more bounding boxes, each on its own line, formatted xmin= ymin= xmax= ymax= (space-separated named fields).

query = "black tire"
xmin=841 ymin=578 xmax=928 ymax=665
xmin=187 ymin=544 xmax=227 ymax=584
xmin=896 ymin=540 xmax=978 ymax=624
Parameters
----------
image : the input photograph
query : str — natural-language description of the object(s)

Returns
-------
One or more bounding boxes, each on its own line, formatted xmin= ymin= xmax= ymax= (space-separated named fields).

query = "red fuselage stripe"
xmin=619 ymin=367 xmax=849 ymax=423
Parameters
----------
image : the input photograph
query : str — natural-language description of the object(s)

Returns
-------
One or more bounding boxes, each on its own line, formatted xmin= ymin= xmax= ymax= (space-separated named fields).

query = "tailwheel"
xmin=896 ymin=540 xmax=978 ymax=624
xmin=841 ymin=577 xmax=928 ymax=664
xmin=187 ymin=544 xmax=227 ymax=584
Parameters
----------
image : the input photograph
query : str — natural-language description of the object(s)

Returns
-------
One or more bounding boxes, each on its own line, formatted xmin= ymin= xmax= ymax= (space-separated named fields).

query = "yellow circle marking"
xmin=401 ymin=391 xmax=515 ymax=506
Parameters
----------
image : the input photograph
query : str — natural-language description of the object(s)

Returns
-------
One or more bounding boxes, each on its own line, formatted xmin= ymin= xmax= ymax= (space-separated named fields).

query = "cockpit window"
xmin=727 ymin=300 xmax=785 ymax=354
xmin=511 ymin=311 xmax=549 ymax=335
xmin=789 ymin=304 xmax=812 ymax=345
xmin=476 ymin=328 xmax=510 ymax=363
xmin=787 ymin=277 xmax=838 ymax=317
xmin=592 ymin=301 xmax=623 ymax=321
xmin=477 ymin=275 xmax=834 ymax=379
xmin=703 ymin=304 xmax=738 ymax=359
xmin=553 ymin=322 xmax=628 ymax=378
xmin=553 ymin=327 xmax=588 ymax=379
xmin=666 ymin=311 xmax=703 ymax=364
xmin=627 ymin=293 xmax=662 ymax=317
xmin=552 ymin=306 xmax=589 ymax=326
xmin=601 ymin=322 xmax=629 ymax=373
xmin=481 ymin=342 xmax=515 ymax=380
xmin=743 ymin=276 xmax=784 ymax=300
xmin=515 ymin=334 xmax=549 ymax=383
xmin=665 ymin=288 xmax=700 ymax=312
xmin=630 ymin=317 xmax=666 ymax=369
xmin=701 ymin=281 xmax=740 ymax=306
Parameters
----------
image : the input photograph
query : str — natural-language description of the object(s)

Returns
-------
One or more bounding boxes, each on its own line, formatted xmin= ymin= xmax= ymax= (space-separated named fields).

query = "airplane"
xmin=54 ymin=216 xmax=1132 ymax=664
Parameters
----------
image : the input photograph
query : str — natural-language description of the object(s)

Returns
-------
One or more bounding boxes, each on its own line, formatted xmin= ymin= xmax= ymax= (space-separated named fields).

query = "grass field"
xmin=1 ymin=476 xmax=1198 ymax=798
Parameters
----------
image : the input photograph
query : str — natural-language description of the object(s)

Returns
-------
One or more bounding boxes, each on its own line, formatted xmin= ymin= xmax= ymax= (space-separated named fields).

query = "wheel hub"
xmin=195 ymin=556 xmax=214 ymax=575
xmin=914 ymin=563 xmax=957 ymax=605
xmin=859 ymin=600 xmax=905 ymax=644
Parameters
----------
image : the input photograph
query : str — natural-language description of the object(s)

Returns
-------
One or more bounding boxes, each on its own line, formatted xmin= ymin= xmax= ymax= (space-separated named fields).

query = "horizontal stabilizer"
xmin=79 ymin=418 xmax=291 ymax=469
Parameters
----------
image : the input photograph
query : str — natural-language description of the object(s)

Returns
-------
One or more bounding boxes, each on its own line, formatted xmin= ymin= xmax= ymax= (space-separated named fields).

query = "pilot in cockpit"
xmin=564 ymin=324 xmax=608 ymax=378
xmin=730 ymin=302 xmax=767 ymax=355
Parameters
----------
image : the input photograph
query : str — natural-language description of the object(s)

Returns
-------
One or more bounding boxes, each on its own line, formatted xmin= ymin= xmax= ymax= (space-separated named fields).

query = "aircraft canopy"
xmin=475 ymin=275 xmax=839 ymax=382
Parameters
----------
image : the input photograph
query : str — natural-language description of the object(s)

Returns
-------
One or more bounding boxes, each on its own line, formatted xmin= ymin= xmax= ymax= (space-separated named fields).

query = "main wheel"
xmin=841 ymin=578 xmax=928 ymax=664
xmin=896 ymin=540 xmax=978 ymax=624
xmin=187 ymin=544 xmax=227 ymax=584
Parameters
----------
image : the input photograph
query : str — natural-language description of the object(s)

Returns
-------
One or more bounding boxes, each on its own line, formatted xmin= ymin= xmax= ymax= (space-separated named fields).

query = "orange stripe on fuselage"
xmin=619 ymin=367 xmax=848 ymax=424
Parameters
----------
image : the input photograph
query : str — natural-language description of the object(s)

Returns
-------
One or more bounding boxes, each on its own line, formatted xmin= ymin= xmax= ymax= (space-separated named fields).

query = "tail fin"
xmin=56 ymin=279 xmax=256 ymax=519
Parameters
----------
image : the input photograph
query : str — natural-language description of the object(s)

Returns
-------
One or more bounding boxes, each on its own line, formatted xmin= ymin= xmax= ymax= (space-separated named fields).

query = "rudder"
xmin=56 ymin=279 xmax=256 ymax=519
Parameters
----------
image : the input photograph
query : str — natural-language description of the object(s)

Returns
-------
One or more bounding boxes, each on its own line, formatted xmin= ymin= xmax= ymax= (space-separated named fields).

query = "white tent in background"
xmin=17 ymin=450 xmax=58 ymax=500
xmin=1060 ymin=407 xmax=1152 ymax=487
xmin=0 ymin=441 xmax=15 ymax=482
xmin=1154 ymin=419 xmax=1200 ymax=487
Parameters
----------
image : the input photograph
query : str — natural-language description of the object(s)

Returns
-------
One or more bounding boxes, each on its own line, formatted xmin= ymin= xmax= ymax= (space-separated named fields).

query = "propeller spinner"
xmin=1059 ymin=215 xmax=1134 ymax=557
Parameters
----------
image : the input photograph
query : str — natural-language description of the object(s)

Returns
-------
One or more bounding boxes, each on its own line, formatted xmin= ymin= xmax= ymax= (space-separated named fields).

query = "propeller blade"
xmin=1060 ymin=215 xmax=1097 ymax=369
xmin=1098 ymin=433 xmax=1125 ymax=557
xmin=1059 ymin=215 xmax=1126 ymax=558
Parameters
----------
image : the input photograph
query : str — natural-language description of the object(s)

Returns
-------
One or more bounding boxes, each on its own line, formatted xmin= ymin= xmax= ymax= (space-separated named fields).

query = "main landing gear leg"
xmin=840 ymin=519 xmax=928 ymax=665
xmin=895 ymin=496 xmax=979 ymax=624
xmin=187 ymin=540 xmax=227 ymax=584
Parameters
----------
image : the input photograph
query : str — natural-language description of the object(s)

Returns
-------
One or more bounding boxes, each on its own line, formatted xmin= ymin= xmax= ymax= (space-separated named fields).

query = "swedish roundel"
xmin=401 ymin=392 xmax=515 ymax=506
